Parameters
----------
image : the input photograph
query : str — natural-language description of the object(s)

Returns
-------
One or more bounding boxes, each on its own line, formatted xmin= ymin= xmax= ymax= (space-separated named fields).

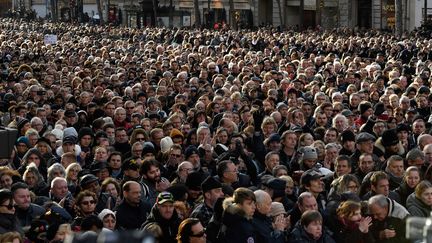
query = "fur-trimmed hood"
xmin=56 ymin=144 xmax=82 ymax=157
xmin=222 ymin=198 xmax=251 ymax=221
xmin=375 ymin=137 xmax=405 ymax=156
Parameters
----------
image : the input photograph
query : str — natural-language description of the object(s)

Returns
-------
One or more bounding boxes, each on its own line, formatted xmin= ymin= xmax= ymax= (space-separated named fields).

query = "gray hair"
xmin=368 ymin=194 xmax=388 ymax=208
xmin=406 ymin=148 xmax=424 ymax=161
xmin=47 ymin=163 xmax=66 ymax=184
xmin=254 ymin=190 xmax=271 ymax=206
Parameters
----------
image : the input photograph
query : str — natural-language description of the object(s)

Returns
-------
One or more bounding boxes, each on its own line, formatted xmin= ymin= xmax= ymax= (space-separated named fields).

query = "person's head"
xmin=0 ymin=189 xmax=14 ymax=215
xmin=359 ymin=153 xmax=374 ymax=173
xmin=217 ymin=160 xmax=238 ymax=183
xmin=301 ymin=210 xmax=323 ymax=240
xmin=281 ymin=130 xmax=297 ymax=150
xmin=177 ymin=218 xmax=206 ymax=243
xmin=415 ymin=180 xmax=432 ymax=206
xmin=98 ymin=209 xmax=116 ymax=231
xmin=335 ymin=155 xmax=352 ymax=177
xmin=123 ymin=181 xmax=142 ymax=205
xmin=336 ymin=200 xmax=362 ymax=222
xmin=301 ymin=169 xmax=324 ymax=195
xmin=298 ymin=192 xmax=318 ymax=213
xmin=386 ymin=155 xmax=405 ymax=178
xmin=333 ymin=174 xmax=360 ymax=195
xmin=406 ymin=148 xmax=425 ymax=169
xmin=50 ymin=177 xmax=68 ymax=199
xmin=22 ymin=164 xmax=43 ymax=189
xmin=232 ymin=187 xmax=256 ymax=218
xmin=101 ymin=178 xmax=120 ymax=198
xmin=156 ymin=191 xmax=175 ymax=220
xmin=0 ymin=231 xmax=22 ymax=243
xmin=201 ymin=176 xmax=224 ymax=207
xmin=140 ymin=159 xmax=161 ymax=183
xmin=264 ymin=151 xmax=280 ymax=172
xmin=75 ymin=190 xmax=97 ymax=216
xmin=368 ymin=194 xmax=389 ymax=221
xmin=47 ymin=163 xmax=66 ymax=184
xmin=65 ymin=162 xmax=81 ymax=182
xmin=254 ymin=190 xmax=272 ymax=216
xmin=370 ymin=171 xmax=390 ymax=196
xmin=11 ymin=182 xmax=31 ymax=210
xmin=404 ymin=166 xmax=421 ymax=189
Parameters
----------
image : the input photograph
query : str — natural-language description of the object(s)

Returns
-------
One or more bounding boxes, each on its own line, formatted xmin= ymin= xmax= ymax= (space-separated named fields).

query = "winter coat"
xmin=218 ymin=198 xmax=256 ymax=243
xmin=15 ymin=203 xmax=45 ymax=227
xmin=252 ymin=211 xmax=285 ymax=243
xmin=115 ymin=199 xmax=151 ymax=230
xmin=0 ymin=213 xmax=22 ymax=235
xmin=406 ymin=193 xmax=432 ymax=217
xmin=331 ymin=217 xmax=375 ymax=243
xmin=141 ymin=205 xmax=181 ymax=243
xmin=394 ymin=182 xmax=415 ymax=207
xmin=287 ymin=222 xmax=335 ymax=243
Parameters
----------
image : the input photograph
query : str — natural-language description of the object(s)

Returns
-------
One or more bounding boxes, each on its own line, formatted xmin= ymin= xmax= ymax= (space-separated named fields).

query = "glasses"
xmin=0 ymin=204 xmax=14 ymax=210
xmin=136 ymin=137 xmax=146 ymax=141
xmin=81 ymin=200 xmax=96 ymax=206
xmin=190 ymin=229 xmax=206 ymax=238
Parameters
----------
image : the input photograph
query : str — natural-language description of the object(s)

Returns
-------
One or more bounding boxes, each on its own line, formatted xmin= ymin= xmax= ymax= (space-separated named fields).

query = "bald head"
xmin=254 ymin=190 xmax=272 ymax=215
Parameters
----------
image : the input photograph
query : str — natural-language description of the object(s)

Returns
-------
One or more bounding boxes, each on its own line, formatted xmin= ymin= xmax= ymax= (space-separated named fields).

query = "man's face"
xmin=369 ymin=203 xmax=388 ymax=221
xmin=62 ymin=143 xmax=75 ymax=153
xmin=359 ymin=155 xmax=375 ymax=173
xmin=372 ymin=179 xmax=390 ymax=196
xmin=206 ymin=188 xmax=224 ymax=206
xmin=388 ymin=160 xmax=404 ymax=178
xmin=424 ymin=146 xmax=432 ymax=164
xmin=306 ymin=179 xmax=324 ymax=194
xmin=157 ymin=202 xmax=174 ymax=220
xmin=223 ymin=162 xmax=238 ymax=183
xmin=115 ymin=130 xmax=128 ymax=143
xmin=109 ymin=155 xmax=122 ymax=170
xmin=358 ymin=140 xmax=374 ymax=154
xmin=256 ymin=192 xmax=272 ymax=215
xmin=144 ymin=165 xmax=161 ymax=183
xmin=125 ymin=183 xmax=141 ymax=205
xmin=51 ymin=180 xmax=68 ymax=199
xmin=336 ymin=160 xmax=351 ymax=177
xmin=14 ymin=188 xmax=31 ymax=209
xmin=299 ymin=196 xmax=318 ymax=213
xmin=283 ymin=133 xmax=297 ymax=149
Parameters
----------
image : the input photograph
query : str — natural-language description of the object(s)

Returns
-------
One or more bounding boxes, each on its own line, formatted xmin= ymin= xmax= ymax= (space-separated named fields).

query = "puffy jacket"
xmin=141 ymin=205 xmax=181 ymax=243
xmin=218 ymin=198 xmax=256 ymax=243
xmin=288 ymin=222 xmax=335 ymax=243
xmin=406 ymin=193 xmax=432 ymax=217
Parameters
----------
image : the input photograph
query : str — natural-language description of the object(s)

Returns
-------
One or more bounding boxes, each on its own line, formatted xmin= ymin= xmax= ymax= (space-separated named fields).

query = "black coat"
xmin=114 ymin=199 xmax=151 ymax=230
xmin=288 ymin=222 xmax=335 ymax=243
xmin=0 ymin=213 xmax=22 ymax=235
xmin=252 ymin=211 xmax=285 ymax=243
xmin=219 ymin=200 xmax=256 ymax=243
xmin=330 ymin=218 xmax=375 ymax=243
xmin=15 ymin=203 xmax=45 ymax=227
xmin=393 ymin=182 xmax=414 ymax=207
xmin=141 ymin=205 xmax=181 ymax=243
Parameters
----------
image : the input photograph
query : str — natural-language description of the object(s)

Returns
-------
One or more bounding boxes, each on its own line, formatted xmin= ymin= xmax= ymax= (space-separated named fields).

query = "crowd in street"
xmin=1 ymin=18 xmax=432 ymax=243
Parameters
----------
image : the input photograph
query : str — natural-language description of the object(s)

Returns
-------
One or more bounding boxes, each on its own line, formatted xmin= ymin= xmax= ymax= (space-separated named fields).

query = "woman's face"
xmin=79 ymin=196 xmax=96 ymax=214
xmin=0 ymin=199 xmax=15 ymax=214
xmin=303 ymin=134 xmax=314 ymax=146
xmin=406 ymin=171 xmax=420 ymax=188
xmin=217 ymin=131 xmax=229 ymax=144
xmin=24 ymin=172 xmax=37 ymax=187
xmin=27 ymin=153 xmax=41 ymax=167
xmin=304 ymin=220 xmax=322 ymax=240
xmin=421 ymin=188 xmax=432 ymax=206
xmin=105 ymin=183 xmax=118 ymax=198
xmin=68 ymin=166 xmax=80 ymax=181
xmin=347 ymin=181 xmax=359 ymax=194
xmin=103 ymin=215 xmax=116 ymax=231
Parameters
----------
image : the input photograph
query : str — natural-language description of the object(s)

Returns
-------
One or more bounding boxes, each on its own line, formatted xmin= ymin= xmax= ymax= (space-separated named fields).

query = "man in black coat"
xmin=115 ymin=181 xmax=151 ymax=230
xmin=252 ymin=190 xmax=286 ymax=243
xmin=11 ymin=182 xmax=45 ymax=227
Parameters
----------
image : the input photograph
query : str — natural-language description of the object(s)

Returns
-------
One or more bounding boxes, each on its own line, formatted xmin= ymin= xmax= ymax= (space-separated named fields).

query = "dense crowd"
xmin=1 ymin=17 xmax=432 ymax=243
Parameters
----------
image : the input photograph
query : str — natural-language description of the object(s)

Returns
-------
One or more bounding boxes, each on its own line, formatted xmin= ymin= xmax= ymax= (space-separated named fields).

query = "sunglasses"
xmin=190 ymin=230 xmax=206 ymax=238
xmin=1 ymin=203 xmax=14 ymax=210
xmin=81 ymin=200 xmax=96 ymax=206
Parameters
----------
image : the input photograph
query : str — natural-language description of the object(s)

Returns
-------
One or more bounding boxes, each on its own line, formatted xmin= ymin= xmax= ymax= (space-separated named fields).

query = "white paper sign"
xmin=44 ymin=34 xmax=58 ymax=45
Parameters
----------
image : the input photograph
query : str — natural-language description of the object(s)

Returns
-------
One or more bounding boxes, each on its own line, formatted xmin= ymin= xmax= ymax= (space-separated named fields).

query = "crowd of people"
xmin=1 ymin=17 xmax=432 ymax=243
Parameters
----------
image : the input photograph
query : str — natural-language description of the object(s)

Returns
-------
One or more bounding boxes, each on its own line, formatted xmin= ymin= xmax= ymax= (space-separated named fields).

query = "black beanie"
xmin=358 ymin=102 xmax=372 ymax=115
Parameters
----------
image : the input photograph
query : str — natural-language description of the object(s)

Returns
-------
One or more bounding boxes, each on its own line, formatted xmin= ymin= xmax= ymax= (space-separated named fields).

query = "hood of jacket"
xmin=222 ymin=198 xmax=251 ymax=227
xmin=406 ymin=193 xmax=432 ymax=216
xmin=56 ymin=144 xmax=81 ymax=157
xmin=387 ymin=197 xmax=410 ymax=219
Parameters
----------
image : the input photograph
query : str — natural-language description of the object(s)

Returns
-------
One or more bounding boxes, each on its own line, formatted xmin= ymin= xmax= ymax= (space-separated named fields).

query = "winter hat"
xmin=185 ymin=171 xmax=204 ymax=191
xmin=358 ymin=102 xmax=372 ymax=115
xmin=142 ymin=142 xmax=156 ymax=155
xmin=300 ymin=146 xmax=318 ymax=160
xmin=270 ymin=202 xmax=287 ymax=217
xmin=185 ymin=145 xmax=199 ymax=159
xmin=16 ymin=136 xmax=30 ymax=147
xmin=78 ymin=127 xmax=94 ymax=140
xmin=201 ymin=176 xmax=222 ymax=193
xmin=160 ymin=136 xmax=174 ymax=154
xmin=170 ymin=129 xmax=184 ymax=139
xmin=51 ymin=125 xmax=64 ymax=140
xmin=374 ymin=102 xmax=385 ymax=116
xmin=396 ymin=123 xmax=411 ymax=133
xmin=16 ymin=117 xmax=29 ymax=130
xmin=266 ymin=178 xmax=286 ymax=198
xmin=381 ymin=129 xmax=399 ymax=147
xmin=63 ymin=127 xmax=78 ymax=139
xmin=98 ymin=209 xmax=116 ymax=221
xmin=62 ymin=136 xmax=76 ymax=145
xmin=340 ymin=130 xmax=356 ymax=143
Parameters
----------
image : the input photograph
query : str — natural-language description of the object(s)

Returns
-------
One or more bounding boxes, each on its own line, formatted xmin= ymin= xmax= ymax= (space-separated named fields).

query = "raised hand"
xmin=358 ymin=216 xmax=372 ymax=233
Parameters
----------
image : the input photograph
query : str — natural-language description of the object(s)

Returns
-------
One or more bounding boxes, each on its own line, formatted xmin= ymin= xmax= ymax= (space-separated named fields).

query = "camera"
xmin=406 ymin=214 xmax=432 ymax=242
